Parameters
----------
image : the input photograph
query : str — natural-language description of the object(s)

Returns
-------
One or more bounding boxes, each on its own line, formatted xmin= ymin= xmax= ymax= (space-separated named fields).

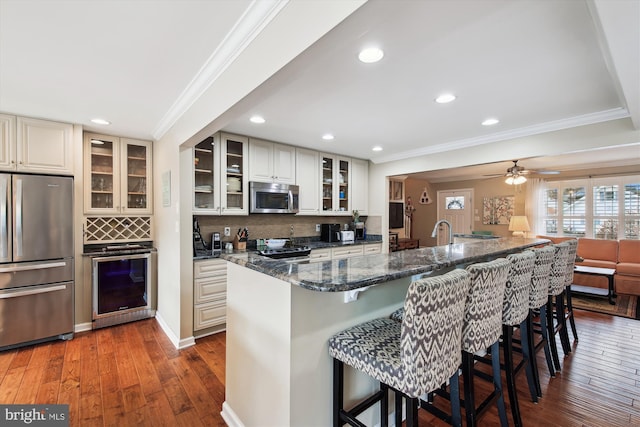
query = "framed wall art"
xmin=482 ymin=195 xmax=514 ymax=225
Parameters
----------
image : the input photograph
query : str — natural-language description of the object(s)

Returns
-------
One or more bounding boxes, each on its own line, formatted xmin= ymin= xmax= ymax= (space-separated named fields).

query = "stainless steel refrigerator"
xmin=0 ymin=174 xmax=74 ymax=349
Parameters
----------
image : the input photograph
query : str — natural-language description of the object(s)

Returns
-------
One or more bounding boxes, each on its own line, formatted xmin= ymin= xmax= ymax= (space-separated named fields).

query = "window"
xmin=542 ymin=176 xmax=640 ymax=240
xmin=446 ymin=196 xmax=464 ymax=210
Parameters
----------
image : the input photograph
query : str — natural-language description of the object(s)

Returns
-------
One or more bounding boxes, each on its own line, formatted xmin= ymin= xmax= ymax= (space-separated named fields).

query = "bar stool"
xmin=527 ymin=245 xmax=557 ymax=397
xmin=329 ymin=269 xmax=471 ymax=427
xmin=460 ymin=258 xmax=511 ymax=427
xmin=390 ymin=261 xmax=511 ymax=427
xmin=547 ymin=242 xmax=571 ymax=371
xmin=562 ymin=239 xmax=579 ymax=342
xmin=497 ymin=251 xmax=537 ymax=427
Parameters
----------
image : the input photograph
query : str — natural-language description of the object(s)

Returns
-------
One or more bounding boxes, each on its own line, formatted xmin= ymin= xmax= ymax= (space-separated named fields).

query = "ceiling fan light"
xmin=514 ymin=175 xmax=527 ymax=185
xmin=506 ymin=175 xmax=527 ymax=185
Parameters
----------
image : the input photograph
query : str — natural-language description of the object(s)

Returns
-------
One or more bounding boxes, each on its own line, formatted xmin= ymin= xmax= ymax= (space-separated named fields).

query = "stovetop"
xmin=257 ymin=245 xmax=311 ymax=259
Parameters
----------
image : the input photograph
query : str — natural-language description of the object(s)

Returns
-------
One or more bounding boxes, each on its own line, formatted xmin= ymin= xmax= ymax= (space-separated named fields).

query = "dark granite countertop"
xmin=193 ymin=235 xmax=382 ymax=260
xmin=222 ymin=237 xmax=550 ymax=292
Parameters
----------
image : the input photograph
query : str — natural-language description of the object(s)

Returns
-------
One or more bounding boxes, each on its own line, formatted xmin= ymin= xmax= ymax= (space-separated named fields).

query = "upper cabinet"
xmin=248 ymin=138 xmax=295 ymax=184
xmin=321 ymin=154 xmax=351 ymax=215
xmin=0 ymin=114 xmax=74 ymax=175
xmin=350 ymin=158 xmax=369 ymax=215
xmin=193 ymin=133 xmax=248 ymax=215
xmin=84 ymin=133 xmax=153 ymax=215
xmin=295 ymin=148 xmax=320 ymax=215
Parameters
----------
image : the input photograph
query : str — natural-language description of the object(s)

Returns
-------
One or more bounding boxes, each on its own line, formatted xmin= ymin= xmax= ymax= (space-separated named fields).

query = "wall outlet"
xmin=224 ymin=227 xmax=231 ymax=237
xmin=316 ymin=224 xmax=320 ymax=232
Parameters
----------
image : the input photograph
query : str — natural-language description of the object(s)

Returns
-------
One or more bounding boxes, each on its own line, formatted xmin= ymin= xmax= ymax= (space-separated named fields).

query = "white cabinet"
xmin=0 ymin=115 xmax=73 ymax=175
xmin=194 ymin=259 xmax=227 ymax=332
xmin=0 ymin=114 xmax=15 ymax=170
xmin=193 ymin=133 xmax=248 ymax=215
xmin=83 ymin=133 xmax=153 ymax=214
xmin=295 ymin=148 xmax=320 ymax=215
xmin=331 ymin=245 xmax=364 ymax=259
xmin=364 ymin=243 xmax=382 ymax=254
xmin=321 ymin=154 xmax=351 ymax=216
xmin=309 ymin=247 xmax=331 ymax=262
xmin=249 ymin=138 xmax=295 ymax=184
xmin=350 ymin=158 xmax=369 ymax=215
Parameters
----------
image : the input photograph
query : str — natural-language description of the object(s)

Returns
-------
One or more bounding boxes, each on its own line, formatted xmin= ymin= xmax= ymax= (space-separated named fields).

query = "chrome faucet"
xmin=431 ymin=219 xmax=453 ymax=245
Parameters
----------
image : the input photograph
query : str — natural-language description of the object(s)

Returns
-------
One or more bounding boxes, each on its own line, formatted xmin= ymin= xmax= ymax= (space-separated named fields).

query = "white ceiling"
xmin=1 ymin=0 xmax=638 ymax=179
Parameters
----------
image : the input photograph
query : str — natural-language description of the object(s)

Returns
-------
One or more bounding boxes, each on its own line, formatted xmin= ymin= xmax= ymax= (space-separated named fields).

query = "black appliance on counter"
xmin=320 ymin=223 xmax=341 ymax=242
xmin=193 ymin=218 xmax=209 ymax=257
xmin=258 ymin=245 xmax=311 ymax=259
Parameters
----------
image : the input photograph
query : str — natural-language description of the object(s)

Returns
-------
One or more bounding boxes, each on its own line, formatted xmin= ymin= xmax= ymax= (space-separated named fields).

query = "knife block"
xmin=233 ymin=236 xmax=246 ymax=250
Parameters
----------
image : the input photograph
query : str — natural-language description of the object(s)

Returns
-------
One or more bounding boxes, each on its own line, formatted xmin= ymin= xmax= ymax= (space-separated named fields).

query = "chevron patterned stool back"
xmin=328 ymin=268 xmax=471 ymax=427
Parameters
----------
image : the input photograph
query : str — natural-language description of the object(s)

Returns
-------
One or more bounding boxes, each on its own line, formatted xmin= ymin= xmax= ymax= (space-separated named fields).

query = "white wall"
xmin=152 ymin=1 xmax=366 ymax=346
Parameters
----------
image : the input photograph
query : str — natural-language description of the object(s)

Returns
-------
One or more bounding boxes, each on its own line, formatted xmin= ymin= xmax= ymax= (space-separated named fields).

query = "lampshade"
xmin=509 ymin=215 xmax=530 ymax=237
xmin=505 ymin=175 xmax=527 ymax=185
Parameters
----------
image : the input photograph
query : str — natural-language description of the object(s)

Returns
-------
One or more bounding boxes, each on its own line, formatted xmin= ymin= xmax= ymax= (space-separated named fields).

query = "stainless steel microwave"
xmin=250 ymin=182 xmax=299 ymax=214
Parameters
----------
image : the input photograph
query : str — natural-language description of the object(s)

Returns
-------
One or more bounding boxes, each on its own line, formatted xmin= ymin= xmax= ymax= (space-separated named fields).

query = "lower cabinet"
xmin=310 ymin=243 xmax=382 ymax=261
xmin=194 ymin=259 xmax=227 ymax=334
xmin=331 ymin=245 xmax=364 ymax=259
xmin=364 ymin=243 xmax=382 ymax=254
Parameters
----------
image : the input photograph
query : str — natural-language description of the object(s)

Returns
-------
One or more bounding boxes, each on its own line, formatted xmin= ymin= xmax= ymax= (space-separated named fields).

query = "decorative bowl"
xmin=265 ymin=239 xmax=288 ymax=249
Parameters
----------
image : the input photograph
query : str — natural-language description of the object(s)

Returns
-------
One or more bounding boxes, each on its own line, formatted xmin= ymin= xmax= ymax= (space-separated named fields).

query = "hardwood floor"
xmin=1 ymin=309 xmax=639 ymax=426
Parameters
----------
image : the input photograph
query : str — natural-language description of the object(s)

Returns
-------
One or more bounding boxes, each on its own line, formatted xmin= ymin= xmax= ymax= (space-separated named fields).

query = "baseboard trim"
xmin=74 ymin=322 xmax=93 ymax=333
xmin=221 ymin=402 xmax=244 ymax=427
xmin=154 ymin=311 xmax=196 ymax=349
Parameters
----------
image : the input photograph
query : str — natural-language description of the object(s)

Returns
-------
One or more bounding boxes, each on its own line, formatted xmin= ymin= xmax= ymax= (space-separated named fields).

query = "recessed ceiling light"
xmin=482 ymin=118 xmax=500 ymax=126
xmin=91 ymin=118 xmax=110 ymax=125
xmin=435 ymin=94 xmax=456 ymax=104
xmin=358 ymin=47 xmax=384 ymax=63
xmin=322 ymin=133 xmax=334 ymax=141
xmin=372 ymin=146 xmax=383 ymax=152
xmin=249 ymin=115 xmax=265 ymax=124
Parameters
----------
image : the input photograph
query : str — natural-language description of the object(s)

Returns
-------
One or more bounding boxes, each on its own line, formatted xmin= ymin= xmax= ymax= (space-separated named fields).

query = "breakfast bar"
xmin=220 ymin=237 xmax=549 ymax=426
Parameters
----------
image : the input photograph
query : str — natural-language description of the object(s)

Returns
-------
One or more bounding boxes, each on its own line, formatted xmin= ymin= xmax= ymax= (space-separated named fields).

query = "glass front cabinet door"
xmin=193 ymin=133 xmax=248 ymax=215
xmin=321 ymin=154 xmax=350 ymax=215
xmin=121 ymin=138 xmax=152 ymax=213
xmin=84 ymin=133 xmax=152 ymax=214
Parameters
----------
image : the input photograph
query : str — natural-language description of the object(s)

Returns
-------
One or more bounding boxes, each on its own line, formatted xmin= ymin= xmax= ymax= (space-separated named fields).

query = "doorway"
xmin=436 ymin=189 xmax=474 ymax=245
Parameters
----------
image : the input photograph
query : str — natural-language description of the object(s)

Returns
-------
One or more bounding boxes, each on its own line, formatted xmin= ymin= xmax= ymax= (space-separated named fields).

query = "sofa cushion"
xmin=616 ymin=263 xmax=640 ymax=276
xmin=577 ymin=238 xmax=618 ymax=264
xmin=618 ymin=240 xmax=640 ymax=264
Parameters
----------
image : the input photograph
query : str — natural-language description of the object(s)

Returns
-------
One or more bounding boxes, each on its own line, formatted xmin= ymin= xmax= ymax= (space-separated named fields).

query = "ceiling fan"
xmin=485 ymin=160 xmax=560 ymax=184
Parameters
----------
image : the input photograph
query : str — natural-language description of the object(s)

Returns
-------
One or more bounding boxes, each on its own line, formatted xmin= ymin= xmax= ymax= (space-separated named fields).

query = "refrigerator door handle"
xmin=0 ymin=283 xmax=68 ymax=299
xmin=15 ymin=177 xmax=23 ymax=257
xmin=0 ymin=175 xmax=7 ymax=260
xmin=0 ymin=261 xmax=67 ymax=273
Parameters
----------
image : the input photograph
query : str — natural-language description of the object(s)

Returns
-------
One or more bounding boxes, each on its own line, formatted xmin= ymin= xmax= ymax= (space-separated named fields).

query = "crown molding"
xmin=152 ymin=0 xmax=289 ymax=140
xmin=371 ymin=107 xmax=630 ymax=164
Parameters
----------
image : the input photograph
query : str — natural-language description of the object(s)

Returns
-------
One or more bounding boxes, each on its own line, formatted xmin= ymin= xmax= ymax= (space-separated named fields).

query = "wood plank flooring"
xmin=1 ymin=309 xmax=639 ymax=426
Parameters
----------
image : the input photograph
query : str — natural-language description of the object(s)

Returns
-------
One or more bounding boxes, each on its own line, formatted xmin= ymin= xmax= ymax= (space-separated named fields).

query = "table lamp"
xmin=509 ymin=215 xmax=530 ymax=237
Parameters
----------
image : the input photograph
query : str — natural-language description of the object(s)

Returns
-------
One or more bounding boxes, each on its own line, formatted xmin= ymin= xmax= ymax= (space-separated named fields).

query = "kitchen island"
xmin=220 ymin=237 xmax=548 ymax=427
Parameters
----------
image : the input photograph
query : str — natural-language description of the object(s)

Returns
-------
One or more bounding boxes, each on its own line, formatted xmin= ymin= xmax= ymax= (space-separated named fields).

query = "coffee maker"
xmin=320 ymin=224 xmax=341 ymax=242
xmin=354 ymin=222 xmax=365 ymax=240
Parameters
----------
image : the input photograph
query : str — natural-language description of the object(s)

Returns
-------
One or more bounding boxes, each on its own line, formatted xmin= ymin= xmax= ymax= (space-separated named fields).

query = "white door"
xmin=436 ymin=189 xmax=473 ymax=245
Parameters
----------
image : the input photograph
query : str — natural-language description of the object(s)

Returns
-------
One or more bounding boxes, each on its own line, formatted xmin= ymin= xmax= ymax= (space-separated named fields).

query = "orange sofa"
xmin=537 ymin=236 xmax=640 ymax=297
xmin=616 ymin=240 xmax=640 ymax=295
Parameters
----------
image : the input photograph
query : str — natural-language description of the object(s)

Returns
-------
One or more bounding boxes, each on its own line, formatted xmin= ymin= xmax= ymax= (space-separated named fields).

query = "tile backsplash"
xmin=195 ymin=214 xmax=380 ymax=243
